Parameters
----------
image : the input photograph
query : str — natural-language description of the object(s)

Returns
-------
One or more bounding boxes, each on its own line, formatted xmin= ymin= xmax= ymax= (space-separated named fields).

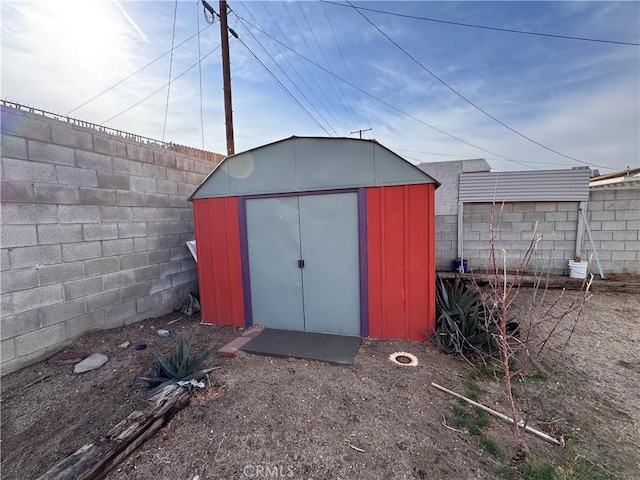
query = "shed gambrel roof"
xmin=189 ymin=136 xmax=439 ymax=199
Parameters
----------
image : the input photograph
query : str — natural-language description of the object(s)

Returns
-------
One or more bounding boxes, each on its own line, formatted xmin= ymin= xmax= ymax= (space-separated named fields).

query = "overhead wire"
xmin=321 ymin=0 xmax=640 ymax=47
xmin=234 ymin=2 xmax=339 ymax=135
xmin=392 ymin=148 xmax=494 ymax=159
xmin=162 ymin=0 xmax=179 ymax=142
xmin=256 ymin=1 xmax=342 ymax=132
xmin=102 ymin=45 xmax=221 ymax=126
xmin=66 ymin=22 xmax=215 ymax=116
xmin=233 ymin=34 xmax=333 ymax=136
xmin=344 ymin=0 xmax=607 ymax=169
xmin=231 ymin=11 xmax=339 ymax=135
xmin=234 ymin=14 xmax=538 ymax=169
xmin=280 ymin=1 xmax=350 ymax=133
xmin=196 ymin=0 xmax=205 ymax=149
xmin=398 ymin=152 xmax=576 ymax=167
xmin=395 ymin=149 xmax=582 ymax=167
xmin=296 ymin=2 xmax=361 ymax=130
xmin=320 ymin=0 xmax=373 ymax=130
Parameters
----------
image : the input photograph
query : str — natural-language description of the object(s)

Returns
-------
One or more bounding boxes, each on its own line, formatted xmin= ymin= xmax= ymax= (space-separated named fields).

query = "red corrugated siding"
xmin=193 ymin=198 xmax=245 ymax=327
xmin=366 ymin=184 xmax=436 ymax=341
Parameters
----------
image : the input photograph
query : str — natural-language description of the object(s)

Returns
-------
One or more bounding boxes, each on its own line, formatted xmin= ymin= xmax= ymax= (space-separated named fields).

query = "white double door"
xmin=245 ymin=192 xmax=360 ymax=336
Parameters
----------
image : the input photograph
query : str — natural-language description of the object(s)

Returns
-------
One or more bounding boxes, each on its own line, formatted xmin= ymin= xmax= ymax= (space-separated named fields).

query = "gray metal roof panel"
xmin=189 ymin=137 xmax=439 ymax=199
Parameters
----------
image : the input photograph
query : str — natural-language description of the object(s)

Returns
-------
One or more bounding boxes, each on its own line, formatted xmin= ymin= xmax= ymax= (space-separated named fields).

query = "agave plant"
xmin=427 ymin=275 xmax=492 ymax=355
xmin=136 ymin=339 xmax=214 ymax=396
xmin=427 ymin=275 xmax=520 ymax=356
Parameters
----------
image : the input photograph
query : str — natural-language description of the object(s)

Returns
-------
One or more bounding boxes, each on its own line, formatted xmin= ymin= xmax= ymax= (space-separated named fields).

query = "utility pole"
xmin=202 ymin=0 xmax=235 ymax=156
xmin=351 ymin=128 xmax=372 ymax=139
xmin=219 ymin=0 xmax=234 ymax=156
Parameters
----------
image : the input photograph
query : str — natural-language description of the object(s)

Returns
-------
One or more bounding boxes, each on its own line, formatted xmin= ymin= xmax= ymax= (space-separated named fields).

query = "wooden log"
xmin=438 ymin=271 xmax=640 ymax=294
xmin=37 ymin=384 xmax=226 ymax=480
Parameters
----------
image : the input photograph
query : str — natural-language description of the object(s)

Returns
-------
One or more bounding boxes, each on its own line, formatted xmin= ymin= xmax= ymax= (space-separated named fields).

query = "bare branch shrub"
xmin=470 ymin=199 xmax=594 ymax=456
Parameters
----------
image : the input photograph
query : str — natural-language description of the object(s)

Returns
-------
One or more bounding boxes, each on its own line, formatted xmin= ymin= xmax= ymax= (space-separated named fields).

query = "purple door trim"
xmin=237 ymin=187 xmax=369 ymax=335
xmin=237 ymin=196 xmax=254 ymax=328
xmin=357 ymin=187 xmax=369 ymax=337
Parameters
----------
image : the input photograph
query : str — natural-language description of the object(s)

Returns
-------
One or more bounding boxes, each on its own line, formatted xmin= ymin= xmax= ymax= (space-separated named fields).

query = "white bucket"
xmin=568 ymin=260 xmax=588 ymax=279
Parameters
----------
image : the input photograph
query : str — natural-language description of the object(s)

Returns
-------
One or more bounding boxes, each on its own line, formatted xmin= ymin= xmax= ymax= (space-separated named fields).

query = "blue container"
xmin=452 ymin=259 xmax=469 ymax=273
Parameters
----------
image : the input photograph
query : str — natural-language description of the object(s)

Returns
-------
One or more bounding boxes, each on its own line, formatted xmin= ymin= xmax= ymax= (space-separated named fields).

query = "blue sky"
xmin=2 ymin=1 xmax=638 ymax=172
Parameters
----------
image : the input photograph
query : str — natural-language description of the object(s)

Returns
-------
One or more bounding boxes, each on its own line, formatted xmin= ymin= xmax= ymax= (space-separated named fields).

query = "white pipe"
xmin=575 ymin=201 xmax=586 ymax=261
xmin=457 ymin=202 xmax=464 ymax=271
xmin=431 ymin=382 xmax=563 ymax=445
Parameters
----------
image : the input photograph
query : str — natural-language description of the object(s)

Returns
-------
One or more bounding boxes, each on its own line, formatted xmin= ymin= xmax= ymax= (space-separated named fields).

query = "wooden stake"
xmin=431 ymin=382 xmax=563 ymax=446
xmin=20 ymin=373 xmax=54 ymax=391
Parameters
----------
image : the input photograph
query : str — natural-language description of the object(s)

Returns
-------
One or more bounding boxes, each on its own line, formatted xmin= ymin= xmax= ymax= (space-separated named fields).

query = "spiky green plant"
xmin=136 ymin=339 xmax=213 ymax=396
xmin=427 ymin=275 xmax=519 ymax=356
xmin=427 ymin=275 xmax=492 ymax=354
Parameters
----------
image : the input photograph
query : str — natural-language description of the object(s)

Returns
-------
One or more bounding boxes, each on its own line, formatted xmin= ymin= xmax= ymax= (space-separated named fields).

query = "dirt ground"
xmin=1 ymin=286 xmax=639 ymax=480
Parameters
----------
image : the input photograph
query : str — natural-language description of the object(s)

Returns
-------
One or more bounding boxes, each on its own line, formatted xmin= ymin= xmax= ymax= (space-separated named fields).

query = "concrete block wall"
xmin=584 ymin=183 xmax=640 ymax=274
xmin=436 ymin=201 xmax=580 ymax=274
xmin=436 ymin=187 xmax=640 ymax=275
xmin=435 ymin=215 xmax=458 ymax=271
xmin=1 ymin=106 xmax=218 ymax=373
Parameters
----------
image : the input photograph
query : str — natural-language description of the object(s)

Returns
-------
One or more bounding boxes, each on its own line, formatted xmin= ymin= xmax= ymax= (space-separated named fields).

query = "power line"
xmin=395 ymin=149 xmax=583 ymax=167
xmin=196 ymin=0 xmax=205 ymax=149
xmin=234 ymin=15 xmax=537 ymax=169
xmin=346 ymin=1 xmax=607 ymax=170
xmin=234 ymin=35 xmax=333 ymax=136
xmin=66 ymin=22 xmax=214 ymax=116
xmin=296 ymin=2 xmax=361 ymax=130
xmin=102 ymin=45 xmax=221 ymax=126
xmin=162 ymin=0 xmax=179 ymax=142
xmin=320 ymin=0 xmax=372 ymax=130
xmin=321 ymin=0 xmax=640 ymax=47
xmin=256 ymin=1 xmax=342 ymax=132
xmin=281 ymin=1 xmax=351 ymax=133
xmin=234 ymin=2 xmax=339 ymax=135
xmin=231 ymin=8 xmax=338 ymax=135
xmin=392 ymin=148 xmax=492 ymax=159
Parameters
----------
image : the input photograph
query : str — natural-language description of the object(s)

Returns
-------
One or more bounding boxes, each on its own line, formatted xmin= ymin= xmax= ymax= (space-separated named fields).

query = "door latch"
xmin=298 ymin=259 xmax=305 ymax=268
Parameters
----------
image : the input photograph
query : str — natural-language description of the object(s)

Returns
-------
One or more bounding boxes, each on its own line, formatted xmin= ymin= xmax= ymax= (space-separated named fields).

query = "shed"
xmin=189 ymin=137 xmax=440 ymax=341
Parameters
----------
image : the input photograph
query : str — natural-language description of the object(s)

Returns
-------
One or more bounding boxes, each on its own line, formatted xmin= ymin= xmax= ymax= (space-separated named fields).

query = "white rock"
xmin=118 ymin=341 xmax=130 ymax=349
xmin=74 ymin=353 xmax=108 ymax=374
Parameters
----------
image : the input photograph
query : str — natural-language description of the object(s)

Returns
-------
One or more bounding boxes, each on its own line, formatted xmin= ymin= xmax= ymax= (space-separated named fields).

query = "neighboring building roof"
xmin=189 ymin=136 xmax=440 ymax=199
xmin=419 ymin=158 xmax=491 ymax=215
xmin=590 ymin=167 xmax=640 ymax=187
xmin=459 ymin=167 xmax=591 ymax=202
xmin=418 ymin=158 xmax=491 ymax=174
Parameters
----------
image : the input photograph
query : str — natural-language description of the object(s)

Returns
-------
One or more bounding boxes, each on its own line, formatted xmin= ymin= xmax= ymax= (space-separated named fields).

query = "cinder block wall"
xmin=437 ymin=189 xmax=640 ymax=275
xmin=435 ymin=215 xmax=458 ymax=271
xmin=1 ymin=106 xmax=218 ymax=374
xmin=443 ymin=201 xmax=580 ymax=274
xmin=584 ymin=184 xmax=640 ymax=274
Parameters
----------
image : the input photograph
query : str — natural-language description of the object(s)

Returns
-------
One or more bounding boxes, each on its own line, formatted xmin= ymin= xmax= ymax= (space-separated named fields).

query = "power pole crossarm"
xmin=350 ymin=128 xmax=372 ymax=139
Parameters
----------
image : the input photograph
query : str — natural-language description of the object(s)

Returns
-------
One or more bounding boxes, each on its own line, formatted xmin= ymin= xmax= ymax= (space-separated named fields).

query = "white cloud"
xmin=1 ymin=1 xmax=637 ymax=173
